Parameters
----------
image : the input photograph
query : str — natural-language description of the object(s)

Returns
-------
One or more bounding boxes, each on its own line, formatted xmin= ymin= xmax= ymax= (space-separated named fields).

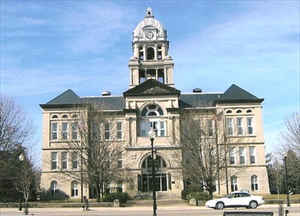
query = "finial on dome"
xmin=145 ymin=7 xmax=153 ymax=17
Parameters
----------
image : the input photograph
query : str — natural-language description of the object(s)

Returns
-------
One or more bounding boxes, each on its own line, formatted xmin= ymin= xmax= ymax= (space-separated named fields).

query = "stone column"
xmin=154 ymin=44 xmax=158 ymax=60
xmin=143 ymin=44 xmax=146 ymax=60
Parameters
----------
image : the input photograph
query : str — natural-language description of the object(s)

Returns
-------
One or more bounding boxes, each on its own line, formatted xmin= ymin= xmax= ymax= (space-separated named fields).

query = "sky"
xmin=0 ymin=0 xmax=299 ymax=166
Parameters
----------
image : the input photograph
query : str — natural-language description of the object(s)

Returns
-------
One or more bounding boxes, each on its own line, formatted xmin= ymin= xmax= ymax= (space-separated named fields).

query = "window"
xmin=62 ymin=114 xmax=68 ymax=119
xmin=71 ymin=181 xmax=78 ymax=197
xmin=246 ymin=109 xmax=252 ymax=113
xmin=236 ymin=110 xmax=242 ymax=113
xmin=52 ymin=115 xmax=58 ymax=119
xmin=231 ymin=176 xmax=238 ymax=192
xmin=51 ymin=122 xmax=58 ymax=140
xmin=247 ymin=117 xmax=253 ymax=135
xmin=71 ymin=122 xmax=78 ymax=140
xmin=62 ymin=122 xmax=68 ymax=140
xmin=251 ymin=175 xmax=258 ymax=191
xmin=117 ymin=122 xmax=122 ymax=140
xmin=237 ymin=117 xmax=243 ymax=135
xmin=239 ymin=147 xmax=245 ymax=164
xmin=229 ymin=147 xmax=235 ymax=165
xmin=140 ymin=104 xmax=166 ymax=137
xmin=139 ymin=46 xmax=144 ymax=60
xmin=207 ymin=119 xmax=213 ymax=136
xmin=139 ymin=69 xmax=146 ymax=83
xmin=72 ymin=152 xmax=78 ymax=169
xmin=61 ymin=152 xmax=67 ymax=170
xmin=226 ymin=110 xmax=232 ymax=114
xmin=91 ymin=121 xmax=101 ymax=140
xmin=105 ymin=122 xmax=110 ymax=140
xmin=226 ymin=118 xmax=233 ymax=136
xmin=249 ymin=146 xmax=256 ymax=164
xmin=117 ymin=153 xmax=122 ymax=168
xmin=146 ymin=47 xmax=155 ymax=60
xmin=51 ymin=152 xmax=58 ymax=170
xmin=50 ymin=181 xmax=57 ymax=196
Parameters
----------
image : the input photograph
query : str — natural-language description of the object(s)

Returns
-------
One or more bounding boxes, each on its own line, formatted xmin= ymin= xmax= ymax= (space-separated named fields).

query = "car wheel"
xmin=249 ymin=201 xmax=258 ymax=209
xmin=216 ymin=202 xmax=224 ymax=210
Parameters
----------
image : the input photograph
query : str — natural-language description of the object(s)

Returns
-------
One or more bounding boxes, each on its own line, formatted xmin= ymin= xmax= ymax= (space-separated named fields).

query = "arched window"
xmin=141 ymin=155 xmax=167 ymax=170
xmin=71 ymin=181 xmax=78 ymax=197
xmin=62 ymin=114 xmax=68 ymax=119
xmin=50 ymin=181 xmax=57 ymax=196
xmin=246 ymin=109 xmax=252 ymax=113
xmin=226 ymin=110 xmax=232 ymax=114
xmin=231 ymin=176 xmax=238 ymax=192
xmin=251 ymin=175 xmax=258 ymax=191
xmin=140 ymin=104 xmax=165 ymax=137
xmin=236 ymin=110 xmax=242 ymax=113
xmin=52 ymin=115 xmax=58 ymax=119
xmin=146 ymin=47 xmax=155 ymax=60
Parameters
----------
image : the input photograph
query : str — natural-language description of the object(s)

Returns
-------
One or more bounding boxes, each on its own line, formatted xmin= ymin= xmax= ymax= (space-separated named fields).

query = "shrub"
xmin=181 ymin=184 xmax=204 ymax=200
xmin=40 ymin=189 xmax=69 ymax=201
xmin=187 ymin=192 xmax=210 ymax=201
xmin=102 ymin=192 xmax=130 ymax=203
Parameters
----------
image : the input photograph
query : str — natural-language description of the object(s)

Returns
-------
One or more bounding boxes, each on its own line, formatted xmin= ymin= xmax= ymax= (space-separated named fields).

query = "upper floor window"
xmin=239 ymin=147 xmax=246 ymax=164
xmin=61 ymin=152 xmax=68 ymax=170
xmin=72 ymin=152 xmax=78 ymax=169
xmin=247 ymin=117 xmax=254 ymax=135
xmin=51 ymin=152 xmax=58 ymax=170
xmin=229 ymin=147 xmax=235 ymax=165
xmin=62 ymin=122 xmax=68 ymax=140
xmin=140 ymin=104 xmax=165 ymax=137
xmin=51 ymin=122 xmax=58 ymax=140
xmin=251 ymin=175 xmax=258 ymax=191
xmin=249 ymin=146 xmax=256 ymax=164
xmin=139 ymin=46 xmax=144 ymax=60
xmin=71 ymin=122 xmax=78 ymax=140
xmin=146 ymin=47 xmax=155 ymax=60
xmin=246 ymin=109 xmax=252 ymax=113
xmin=62 ymin=114 xmax=68 ymax=119
xmin=226 ymin=110 xmax=232 ymax=114
xmin=104 ymin=122 xmax=110 ymax=140
xmin=226 ymin=118 xmax=234 ymax=136
xmin=237 ymin=117 xmax=243 ymax=135
xmin=117 ymin=122 xmax=123 ymax=140
xmin=52 ymin=115 xmax=58 ymax=119
xmin=207 ymin=119 xmax=214 ymax=136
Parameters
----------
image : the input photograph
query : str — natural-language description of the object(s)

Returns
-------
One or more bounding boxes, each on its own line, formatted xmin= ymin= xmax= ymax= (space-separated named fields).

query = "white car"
xmin=205 ymin=191 xmax=264 ymax=210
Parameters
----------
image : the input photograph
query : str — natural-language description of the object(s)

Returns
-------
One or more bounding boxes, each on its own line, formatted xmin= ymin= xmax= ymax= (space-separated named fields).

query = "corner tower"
xmin=129 ymin=8 xmax=175 ymax=88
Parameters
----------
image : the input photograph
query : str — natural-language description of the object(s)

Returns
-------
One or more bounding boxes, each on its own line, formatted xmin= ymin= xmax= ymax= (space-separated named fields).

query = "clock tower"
xmin=128 ymin=8 xmax=175 ymax=88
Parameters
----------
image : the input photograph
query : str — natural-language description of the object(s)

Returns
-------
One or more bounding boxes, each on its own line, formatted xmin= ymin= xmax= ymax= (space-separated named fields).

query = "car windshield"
xmin=226 ymin=194 xmax=233 ymax=198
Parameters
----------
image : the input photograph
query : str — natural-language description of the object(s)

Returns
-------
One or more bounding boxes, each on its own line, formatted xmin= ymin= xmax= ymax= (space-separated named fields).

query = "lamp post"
xmin=18 ymin=152 xmax=29 ymax=215
xmin=283 ymin=155 xmax=290 ymax=207
xmin=149 ymin=129 xmax=157 ymax=216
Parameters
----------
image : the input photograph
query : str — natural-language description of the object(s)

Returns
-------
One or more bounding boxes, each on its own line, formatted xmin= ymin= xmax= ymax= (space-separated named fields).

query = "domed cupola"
xmin=133 ymin=8 xmax=167 ymax=42
xmin=128 ymin=8 xmax=175 ymax=89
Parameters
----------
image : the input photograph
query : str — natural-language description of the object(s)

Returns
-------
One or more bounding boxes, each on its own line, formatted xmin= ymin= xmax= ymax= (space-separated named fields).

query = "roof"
xmin=217 ymin=84 xmax=264 ymax=103
xmin=123 ymin=79 xmax=180 ymax=97
xmin=40 ymin=84 xmax=263 ymax=110
xmin=180 ymin=93 xmax=222 ymax=108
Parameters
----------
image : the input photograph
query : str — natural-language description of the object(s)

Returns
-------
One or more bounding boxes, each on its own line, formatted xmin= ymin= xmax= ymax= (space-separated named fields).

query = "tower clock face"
xmin=145 ymin=30 xmax=154 ymax=39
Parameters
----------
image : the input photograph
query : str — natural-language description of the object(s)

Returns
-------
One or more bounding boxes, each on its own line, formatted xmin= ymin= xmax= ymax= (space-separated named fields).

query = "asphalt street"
xmin=0 ymin=205 xmax=299 ymax=216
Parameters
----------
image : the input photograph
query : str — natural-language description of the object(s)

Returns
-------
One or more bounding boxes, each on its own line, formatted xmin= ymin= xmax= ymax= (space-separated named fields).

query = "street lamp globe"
xmin=149 ymin=128 xmax=156 ymax=140
xmin=19 ymin=152 xmax=25 ymax=161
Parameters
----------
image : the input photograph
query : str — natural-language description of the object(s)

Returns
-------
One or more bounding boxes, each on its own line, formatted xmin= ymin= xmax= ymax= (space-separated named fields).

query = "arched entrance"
xmin=138 ymin=155 xmax=171 ymax=192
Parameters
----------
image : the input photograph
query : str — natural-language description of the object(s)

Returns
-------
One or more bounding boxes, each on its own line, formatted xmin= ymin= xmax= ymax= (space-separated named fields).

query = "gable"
xmin=123 ymin=79 xmax=180 ymax=97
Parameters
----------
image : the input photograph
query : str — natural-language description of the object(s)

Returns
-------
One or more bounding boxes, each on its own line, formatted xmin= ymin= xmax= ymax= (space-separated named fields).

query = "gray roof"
xmin=40 ymin=84 xmax=263 ymax=110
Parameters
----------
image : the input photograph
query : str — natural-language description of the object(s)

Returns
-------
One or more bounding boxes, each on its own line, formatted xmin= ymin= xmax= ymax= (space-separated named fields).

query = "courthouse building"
xmin=40 ymin=8 xmax=270 ymax=199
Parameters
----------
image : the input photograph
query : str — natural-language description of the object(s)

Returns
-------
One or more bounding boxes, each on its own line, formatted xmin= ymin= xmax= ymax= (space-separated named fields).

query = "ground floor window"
xmin=231 ymin=176 xmax=238 ymax=192
xmin=251 ymin=175 xmax=258 ymax=191
xmin=71 ymin=181 xmax=78 ymax=197
xmin=138 ymin=173 xmax=172 ymax=192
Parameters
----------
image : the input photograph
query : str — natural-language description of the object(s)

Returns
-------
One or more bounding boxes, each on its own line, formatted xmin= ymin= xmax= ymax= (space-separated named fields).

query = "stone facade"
xmin=40 ymin=8 xmax=270 ymax=200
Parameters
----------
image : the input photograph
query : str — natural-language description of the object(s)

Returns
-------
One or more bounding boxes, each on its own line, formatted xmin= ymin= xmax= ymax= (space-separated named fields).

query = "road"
xmin=0 ymin=205 xmax=299 ymax=216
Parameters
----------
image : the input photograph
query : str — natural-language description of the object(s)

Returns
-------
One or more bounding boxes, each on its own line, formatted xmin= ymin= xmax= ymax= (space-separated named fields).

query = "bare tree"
xmin=61 ymin=103 xmax=124 ymax=201
xmin=0 ymin=95 xmax=32 ymax=152
xmin=179 ymin=111 xmax=230 ymax=199
xmin=281 ymin=112 xmax=300 ymax=154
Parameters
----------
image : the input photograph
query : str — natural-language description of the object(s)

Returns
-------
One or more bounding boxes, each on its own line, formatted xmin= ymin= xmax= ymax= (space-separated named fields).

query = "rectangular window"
xmin=71 ymin=122 xmax=78 ymax=140
xmin=229 ymin=147 xmax=235 ymax=165
xmin=62 ymin=122 xmax=68 ymax=140
xmin=72 ymin=152 xmax=78 ymax=169
xmin=105 ymin=122 xmax=110 ymax=140
xmin=117 ymin=122 xmax=122 ymax=140
xmin=226 ymin=118 xmax=233 ymax=136
xmin=239 ymin=147 xmax=245 ymax=164
xmin=247 ymin=117 xmax=253 ymax=135
xmin=237 ymin=117 xmax=243 ymax=135
xmin=150 ymin=121 xmax=158 ymax=136
xmin=117 ymin=154 xmax=122 ymax=168
xmin=160 ymin=121 xmax=165 ymax=137
xmin=61 ymin=152 xmax=67 ymax=169
xmin=207 ymin=119 xmax=213 ymax=136
xmin=249 ymin=146 xmax=256 ymax=164
xmin=51 ymin=152 xmax=57 ymax=170
xmin=51 ymin=122 xmax=57 ymax=140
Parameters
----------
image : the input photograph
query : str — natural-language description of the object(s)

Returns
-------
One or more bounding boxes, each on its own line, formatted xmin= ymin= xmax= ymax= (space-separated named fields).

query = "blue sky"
xmin=1 ymin=0 xmax=299 ymax=166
